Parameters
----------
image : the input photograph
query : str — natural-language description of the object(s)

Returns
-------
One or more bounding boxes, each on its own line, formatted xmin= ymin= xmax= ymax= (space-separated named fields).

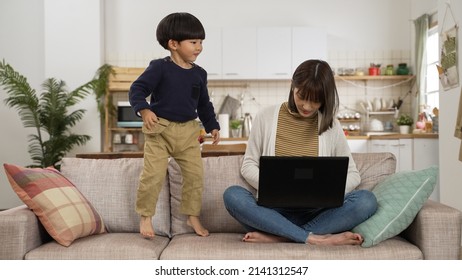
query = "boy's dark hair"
xmin=288 ymin=59 xmax=339 ymax=135
xmin=156 ymin=12 xmax=205 ymax=50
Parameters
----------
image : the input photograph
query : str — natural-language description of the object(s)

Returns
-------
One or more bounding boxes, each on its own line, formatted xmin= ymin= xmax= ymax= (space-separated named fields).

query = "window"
xmin=425 ymin=26 xmax=439 ymax=110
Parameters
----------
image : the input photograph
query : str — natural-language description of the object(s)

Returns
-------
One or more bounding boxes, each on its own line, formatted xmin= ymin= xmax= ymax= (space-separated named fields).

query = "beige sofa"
xmin=1 ymin=153 xmax=461 ymax=260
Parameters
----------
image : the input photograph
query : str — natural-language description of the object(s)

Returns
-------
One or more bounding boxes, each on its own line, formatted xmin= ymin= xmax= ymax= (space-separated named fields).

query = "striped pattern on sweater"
xmin=275 ymin=102 xmax=318 ymax=157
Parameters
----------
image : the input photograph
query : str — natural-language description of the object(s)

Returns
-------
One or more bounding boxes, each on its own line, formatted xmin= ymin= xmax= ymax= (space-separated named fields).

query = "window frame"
xmin=424 ymin=24 xmax=439 ymax=110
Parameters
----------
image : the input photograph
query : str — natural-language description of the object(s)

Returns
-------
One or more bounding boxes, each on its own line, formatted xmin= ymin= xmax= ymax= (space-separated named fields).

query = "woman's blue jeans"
xmin=223 ymin=185 xmax=377 ymax=243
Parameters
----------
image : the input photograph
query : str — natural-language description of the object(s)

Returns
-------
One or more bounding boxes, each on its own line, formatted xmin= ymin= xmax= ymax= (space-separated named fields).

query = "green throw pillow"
xmin=352 ymin=166 xmax=438 ymax=247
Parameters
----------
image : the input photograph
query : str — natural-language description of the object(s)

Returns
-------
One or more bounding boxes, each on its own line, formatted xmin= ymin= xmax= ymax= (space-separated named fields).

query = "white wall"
xmin=0 ymin=0 xmax=45 ymax=208
xmin=0 ymin=0 xmax=103 ymax=209
xmin=43 ymin=0 xmax=104 ymax=155
xmin=409 ymin=0 xmax=462 ymax=217
xmin=436 ymin=0 xmax=462 ymax=214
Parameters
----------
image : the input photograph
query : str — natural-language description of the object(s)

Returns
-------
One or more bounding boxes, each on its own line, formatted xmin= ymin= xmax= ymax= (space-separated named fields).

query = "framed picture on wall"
xmin=439 ymin=26 xmax=459 ymax=91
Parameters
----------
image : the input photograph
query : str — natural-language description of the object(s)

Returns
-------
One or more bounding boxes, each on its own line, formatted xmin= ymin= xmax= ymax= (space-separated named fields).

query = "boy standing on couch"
xmin=129 ymin=12 xmax=220 ymax=239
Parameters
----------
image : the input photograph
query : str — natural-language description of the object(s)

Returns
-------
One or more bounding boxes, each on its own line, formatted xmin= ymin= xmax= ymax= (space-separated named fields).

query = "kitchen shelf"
xmin=367 ymin=110 xmax=397 ymax=115
xmin=335 ymin=75 xmax=414 ymax=81
xmin=336 ymin=75 xmax=415 ymax=135
xmin=337 ymin=118 xmax=360 ymax=122
xmin=104 ymin=67 xmax=145 ymax=152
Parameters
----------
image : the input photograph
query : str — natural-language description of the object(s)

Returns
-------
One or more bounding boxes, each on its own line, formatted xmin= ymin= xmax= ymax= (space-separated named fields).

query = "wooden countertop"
xmin=76 ymin=133 xmax=437 ymax=159
xmin=348 ymin=133 xmax=438 ymax=140
xmin=76 ymin=150 xmax=245 ymax=159
xmin=211 ymin=134 xmax=439 ymax=140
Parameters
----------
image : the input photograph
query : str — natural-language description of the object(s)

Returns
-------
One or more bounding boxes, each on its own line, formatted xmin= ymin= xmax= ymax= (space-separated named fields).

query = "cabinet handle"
xmin=391 ymin=144 xmax=406 ymax=147
xmin=225 ymin=73 xmax=238 ymax=76
xmin=274 ymin=73 xmax=289 ymax=75
xmin=372 ymin=144 xmax=386 ymax=147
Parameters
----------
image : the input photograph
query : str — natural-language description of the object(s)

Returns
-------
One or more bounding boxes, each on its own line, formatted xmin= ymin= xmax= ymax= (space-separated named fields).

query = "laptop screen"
xmin=257 ymin=156 xmax=349 ymax=208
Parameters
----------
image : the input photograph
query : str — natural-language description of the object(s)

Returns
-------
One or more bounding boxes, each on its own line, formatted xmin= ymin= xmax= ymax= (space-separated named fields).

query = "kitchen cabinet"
xmin=413 ymin=138 xmax=439 ymax=169
xmin=413 ymin=138 xmax=439 ymax=201
xmin=198 ymin=26 xmax=327 ymax=80
xmin=257 ymin=27 xmax=292 ymax=79
xmin=397 ymin=138 xmax=413 ymax=172
xmin=222 ymin=27 xmax=257 ymax=79
xmin=198 ymin=28 xmax=222 ymax=79
xmin=257 ymin=27 xmax=327 ymax=79
xmin=368 ymin=138 xmax=413 ymax=172
xmin=348 ymin=139 xmax=368 ymax=153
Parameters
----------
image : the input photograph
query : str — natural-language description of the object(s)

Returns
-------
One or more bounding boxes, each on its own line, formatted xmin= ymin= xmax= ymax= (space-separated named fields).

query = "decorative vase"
xmin=399 ymin=125 xmax=410 ymax=134
xmin=230 ymin=128 xmax=241 ymax=138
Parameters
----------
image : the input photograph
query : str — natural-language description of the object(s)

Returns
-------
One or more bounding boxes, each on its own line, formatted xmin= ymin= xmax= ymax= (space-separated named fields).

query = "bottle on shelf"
xmin=242 ymin=113 xmax=252 ymax=137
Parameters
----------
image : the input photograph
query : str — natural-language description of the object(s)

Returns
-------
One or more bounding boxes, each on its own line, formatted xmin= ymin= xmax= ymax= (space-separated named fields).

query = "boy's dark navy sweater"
xmin=129 ymin=57 xmax=220 ymax=133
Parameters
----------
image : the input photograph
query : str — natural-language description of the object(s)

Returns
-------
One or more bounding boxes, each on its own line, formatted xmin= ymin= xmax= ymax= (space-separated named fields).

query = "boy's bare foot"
xmin=307 ymin=232 xmax=363 ymax=246
xmin=140 ymin=215 xmax=155 ymax=239
xmin=242 ymin=231 xmax=290 ymax=243
xmin=187 ymin=216 xmax=209 ymax=237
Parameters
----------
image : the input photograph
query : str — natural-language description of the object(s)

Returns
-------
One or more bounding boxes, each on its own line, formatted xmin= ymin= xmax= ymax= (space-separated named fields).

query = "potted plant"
xmin=396 ymin=114 xmax=413 ymax=134
xmin=0 ymin=59 xmax=103 ymax=169
xmin=229 ymin=119 xmax=242 ymax=138
xmin=92 ymin=63 xmax=115 ymax=121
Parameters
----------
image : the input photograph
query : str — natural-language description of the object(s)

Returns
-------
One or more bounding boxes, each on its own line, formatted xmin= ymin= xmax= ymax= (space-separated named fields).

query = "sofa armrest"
xmin=401 ymin=200 xmax=462 ymax=260
xmin=0 ymin=205 xmax=48 ymax=259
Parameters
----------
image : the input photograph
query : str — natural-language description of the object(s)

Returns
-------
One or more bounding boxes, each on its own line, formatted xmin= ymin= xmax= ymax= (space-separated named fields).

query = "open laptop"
xmin=257 ymin=156 xmax=349 ymax=208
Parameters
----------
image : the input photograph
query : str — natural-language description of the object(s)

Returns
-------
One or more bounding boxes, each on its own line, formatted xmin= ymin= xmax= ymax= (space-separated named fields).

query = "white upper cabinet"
xmin=197 ymin=28 xmax=222 ymax=79
xmin=222 ymin=27 xmax=257 ymax=79
xmin=199 ymin=26 xmax=327 ymax=80
xmin=257 ymin=27 xmax=292 ymax=79
xmin=292 ymin=27 xmax=327 ymax=72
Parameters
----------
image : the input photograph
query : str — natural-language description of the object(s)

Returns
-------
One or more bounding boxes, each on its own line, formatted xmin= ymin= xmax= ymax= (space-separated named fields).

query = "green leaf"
xmin=0 ymin=59 xmax=102 ymax=168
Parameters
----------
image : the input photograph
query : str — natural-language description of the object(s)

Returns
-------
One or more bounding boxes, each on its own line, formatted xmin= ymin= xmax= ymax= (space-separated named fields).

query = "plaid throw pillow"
xmin=3 ymin=163 xmax=106 ymax=246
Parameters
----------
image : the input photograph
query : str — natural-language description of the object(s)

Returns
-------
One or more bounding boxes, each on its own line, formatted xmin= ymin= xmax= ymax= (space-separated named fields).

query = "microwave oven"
xmin=117 ymin=101 xmax=143 ymax=127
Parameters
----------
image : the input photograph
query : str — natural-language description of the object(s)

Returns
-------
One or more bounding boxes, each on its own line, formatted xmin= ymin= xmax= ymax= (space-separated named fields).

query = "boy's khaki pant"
xmin=136 ymin=118 xmax=203 ymax=217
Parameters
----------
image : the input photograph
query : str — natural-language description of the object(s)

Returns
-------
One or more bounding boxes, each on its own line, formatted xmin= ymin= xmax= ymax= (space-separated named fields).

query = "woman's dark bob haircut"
xmin=288 ymin=59 xmax=339 ymax=134
xmin=156 ymin=12 xmax=205 ymax=50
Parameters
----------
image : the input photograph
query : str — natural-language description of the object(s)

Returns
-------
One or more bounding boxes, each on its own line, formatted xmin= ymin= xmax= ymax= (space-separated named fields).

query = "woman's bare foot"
xmin=140 ymin=215 xmax=155 ymax=239
xmin=242 ymin=231 xmax=290 ymax=243
xmin=307 ymin=232 xmax=363 ymax=246
xmin=187 ymin=216 xmax=209 ymax=237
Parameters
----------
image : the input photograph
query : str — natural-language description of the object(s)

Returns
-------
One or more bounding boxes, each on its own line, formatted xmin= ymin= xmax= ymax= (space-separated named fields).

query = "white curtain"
xmin=413 ymin=14 xmax=429 ymax=122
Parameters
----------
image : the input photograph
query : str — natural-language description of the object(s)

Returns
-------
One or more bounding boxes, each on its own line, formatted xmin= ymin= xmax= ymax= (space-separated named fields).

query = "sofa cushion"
xmin=168 ymin=155 xmax=254 ymax=236
xmin=25 ymin=233 xmax=170 ymax=260
xmin=352 ymin=166 xmax=438 ymax=247
xmin=3 ymin=163 xmax=106 ymax=247
xmin=60 ymin=158 xmax=170 ymax=237
xmin=160 ymin=233 xmax=423 ymax=260
xmin=352 ymin=152 xmax=396 ymax=191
